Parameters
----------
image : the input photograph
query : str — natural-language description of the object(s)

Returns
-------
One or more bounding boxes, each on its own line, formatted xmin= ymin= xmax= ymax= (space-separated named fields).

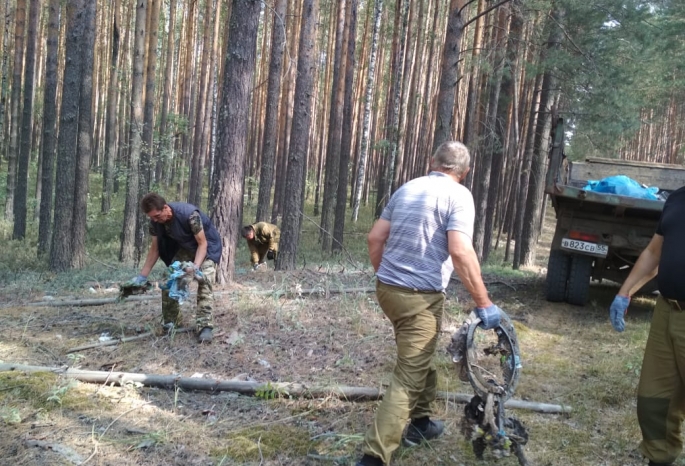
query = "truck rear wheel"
xmin=566 ymin=254 xmax=594 ymax=306
xmin=545 ymin=249 xmax=570 ymax=302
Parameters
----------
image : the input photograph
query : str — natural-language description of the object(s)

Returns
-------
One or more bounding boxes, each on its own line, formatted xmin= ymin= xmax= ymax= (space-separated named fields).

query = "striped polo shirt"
xmin=376 ymin=171 xmax=475 ymax=292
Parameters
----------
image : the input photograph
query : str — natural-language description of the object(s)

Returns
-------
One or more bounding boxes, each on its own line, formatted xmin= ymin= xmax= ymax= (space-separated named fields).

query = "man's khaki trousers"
xmin=363 ymin=280 xmax=445 ymax=464
xmin=638 ymin=295 xmax=685 ymax=464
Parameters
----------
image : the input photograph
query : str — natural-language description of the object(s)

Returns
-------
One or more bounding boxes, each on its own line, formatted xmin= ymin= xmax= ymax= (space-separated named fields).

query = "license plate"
xmin=561 ymin=238 xmax=608 ymax=256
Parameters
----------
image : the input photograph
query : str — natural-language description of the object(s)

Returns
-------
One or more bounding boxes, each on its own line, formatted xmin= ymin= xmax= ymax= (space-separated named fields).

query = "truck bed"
xmin=546 ymin=156 xmax=685 ymax=216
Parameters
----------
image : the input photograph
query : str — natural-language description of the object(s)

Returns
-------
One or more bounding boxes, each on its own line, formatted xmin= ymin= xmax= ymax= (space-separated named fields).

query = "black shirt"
xmin=656 ymin=186 xmax=685 ymax=300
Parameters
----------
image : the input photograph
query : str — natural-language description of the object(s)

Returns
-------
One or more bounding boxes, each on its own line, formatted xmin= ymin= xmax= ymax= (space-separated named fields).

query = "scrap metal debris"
xmin=447 ymin=310 xmax=529 ymax=465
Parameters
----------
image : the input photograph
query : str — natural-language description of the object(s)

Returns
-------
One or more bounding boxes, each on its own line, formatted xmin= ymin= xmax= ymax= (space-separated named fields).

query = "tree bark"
xmin=4 ymin=0 xmax=26 ymax=221
xmin=255 ymin=0 xmax=287 ymax=222
xmin=50 ymin=0 xmax=86 ymax=272
xmin=101 ymin=0 xmax=121 ymax=214
xmin=375 ymin=0 xmax=410 ymax=218
xmin=119 ymin=0 xmax=147 ymax=263
xmin=71 ymin=0 xmax=97 ymax=269
xmin=37 ymin=0 xmax=61 ymax=257
xmin=351 ymin=0 xmax=382 ymax=222
xmin=332 ymin=0 xmax=358 ymax=253
xmin=188 ymin=0 xmax=213 ymax=207
xmin=319 ymin=0 xmax=346 ymax=252
xmin=209 ymin=0 xmax=261 ymax=284
xmin=276 ymin=0 xmax=319 ymax=270
xmin=432 ymin=0 xmax=465 ymax=153
xmin=156 ymin=0 xmax=177 ymax=185
xmin=12 ymin=0 xmax=39 ymax=239
xmin=473 ymin=7 xmax=510 ymax=262
xmin=141 ymin=0 xmax=160 ymax=194
xmin=520 ymin=9 xmax=562 ymax=268
xmin=0 ymin=363 xmax=572 ymax=413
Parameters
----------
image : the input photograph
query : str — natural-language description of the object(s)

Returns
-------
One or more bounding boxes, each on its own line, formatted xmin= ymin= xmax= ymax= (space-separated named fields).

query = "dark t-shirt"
xmin=656 ymin=186 xmax=685 ymax=300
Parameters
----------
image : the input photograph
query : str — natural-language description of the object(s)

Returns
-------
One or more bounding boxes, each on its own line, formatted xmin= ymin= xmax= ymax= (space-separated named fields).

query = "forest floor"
xmin=0 ymin=217 xmax=670 ymax=466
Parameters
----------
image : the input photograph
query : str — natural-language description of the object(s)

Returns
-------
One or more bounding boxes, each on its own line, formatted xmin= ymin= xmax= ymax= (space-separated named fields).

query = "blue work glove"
xmin=131 ymin=275 xmax=148 ymax=286
xmin=610 ymin=295 xmax=630 ymax=332
xmin=475 ymin=304 xmax=502 ymax=330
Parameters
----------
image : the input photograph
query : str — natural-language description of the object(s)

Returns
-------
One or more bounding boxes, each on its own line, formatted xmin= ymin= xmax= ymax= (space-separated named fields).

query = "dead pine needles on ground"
xmin=0 ymin=210 xmax=665 ymax=465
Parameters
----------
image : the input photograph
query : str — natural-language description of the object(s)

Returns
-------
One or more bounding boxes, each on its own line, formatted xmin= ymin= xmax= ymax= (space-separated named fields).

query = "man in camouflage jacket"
xmin=132 ymin=192 xmax=222 ymax=343
xmin=241 ymin=222 xmax=280 ymax=270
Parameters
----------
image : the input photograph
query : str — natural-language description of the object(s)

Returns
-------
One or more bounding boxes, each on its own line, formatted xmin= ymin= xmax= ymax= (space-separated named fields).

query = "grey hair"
xmin=431 ymin=141 xmax=470 ymax=176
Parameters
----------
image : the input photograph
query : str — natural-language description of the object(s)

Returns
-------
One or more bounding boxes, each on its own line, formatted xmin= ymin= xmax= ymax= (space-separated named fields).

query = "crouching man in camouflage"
xmin=241 ymin=222 xmax=280 ymax=270
xmin=131 ymin=193 xmax=222 ymax=343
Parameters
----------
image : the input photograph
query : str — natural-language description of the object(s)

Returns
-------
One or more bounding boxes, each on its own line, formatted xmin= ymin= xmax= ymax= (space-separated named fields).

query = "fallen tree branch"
xmin=0 ymin=363 xmax=571 ymax=414
xmin=29 ymin=287 xmax=376 ymax=308
xmin=66 ymin=328 xmax=195 ymax=354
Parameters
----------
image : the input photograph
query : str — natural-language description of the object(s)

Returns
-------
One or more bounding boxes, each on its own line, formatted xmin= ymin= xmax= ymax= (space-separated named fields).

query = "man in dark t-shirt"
xmin=610 ymin=186 xmax=685 ymax=466
xmin=132 ymin=193 xmax=222 ymax=343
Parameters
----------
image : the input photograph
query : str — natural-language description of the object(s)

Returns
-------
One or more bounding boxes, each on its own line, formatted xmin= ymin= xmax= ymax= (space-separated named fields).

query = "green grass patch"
xmin=0 ymin=372 xmax=100 ymax=420
xmin=212 ymin=424 xmax=311 ymax=462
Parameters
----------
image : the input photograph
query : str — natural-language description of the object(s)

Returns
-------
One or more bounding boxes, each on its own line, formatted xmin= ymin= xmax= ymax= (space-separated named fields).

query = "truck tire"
xmin=566 ymin=254 xmax=594 ymax=306
xmin=545 ymin=249 xmax=570 ymax=302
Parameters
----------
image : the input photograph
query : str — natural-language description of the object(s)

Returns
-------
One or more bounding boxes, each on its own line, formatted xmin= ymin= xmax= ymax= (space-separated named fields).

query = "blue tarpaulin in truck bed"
xmin=583 ymin=175 xmax=659 ymax=200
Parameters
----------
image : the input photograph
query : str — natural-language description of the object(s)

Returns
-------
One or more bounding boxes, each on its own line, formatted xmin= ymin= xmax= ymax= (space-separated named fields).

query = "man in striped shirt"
xmin=356 ymin=141 xmax=502 ymax=466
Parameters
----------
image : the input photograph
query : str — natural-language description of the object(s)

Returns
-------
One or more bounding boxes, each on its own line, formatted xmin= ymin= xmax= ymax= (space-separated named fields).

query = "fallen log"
xmin=0 ymin=363 xmax=571 ymax=414
xmin=28 ymin=287 xmax=376 ymax=307
xmin=65 ymin=327 xmax=195 ymax=354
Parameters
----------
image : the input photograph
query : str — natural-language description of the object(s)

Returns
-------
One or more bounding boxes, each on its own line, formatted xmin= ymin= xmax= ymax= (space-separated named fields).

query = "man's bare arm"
xmin=367 ymin=219 xmax=391 ymax=272
xmin=619 ymin=234 xmax=663 ymax=297
xmin=448 ymin=230 xmax=492 ymax=308
xmin=140 ymin=236 xmax=160 ymax=277
xmin=192 ymin=229 xmax=209 ymax=269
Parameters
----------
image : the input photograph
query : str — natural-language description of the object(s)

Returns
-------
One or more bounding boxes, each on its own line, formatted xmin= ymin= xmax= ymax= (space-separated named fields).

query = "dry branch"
xmin=0 ymin=363 xmax=571 ymax=413
xmin=29 ymin=287 xmax=376 ymax=307
xmin=65 ymin=327 xmax=195 ymax=353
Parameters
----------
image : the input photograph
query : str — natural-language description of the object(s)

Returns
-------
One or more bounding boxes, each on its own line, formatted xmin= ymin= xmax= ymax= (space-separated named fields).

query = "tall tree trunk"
xmin=101 ymin=0 xmax=120 ymax=214
xmin=156 ymin=0 xmax=176 ymax=184
xmin=432 ymin=0 xmax=465 ymax=153
xmin=188 ymin=0 xmax=213 ymax=207
xmin=71 ymin=0 xmax=97 ymax=269
xmin=414 ymin=0 xmax=439 ymax=179
xmin=255 ymin=0 xmax=287 ymax=222
xmin=513 ymin=73 xmax=542 ymax=270
xmin=375 ymin=0 xmax=409 ymax=218
xmin=209 ymin=0 xmax=261 ymax=284
xmin=473 ymin=7 xmax=509 ymax=261
xmin=276 ymin=0 xmax=319 ymax=270
xmin=332 ymin=0 xmax=358 ymax=253
xmin=179 ymin=0 xmax=197 ymax=196
xmin=119 ymin=0 xmax=147 ymax=263
xmin=319 ymin=0 xmax=346 ymax=252
xmin=351 ymin=0 xmax=382 ymax=222
xmin=520 ymin=8 xmax=563 ymax=268
xmin=141 ymin=0 xmax=160 ymax=194
xmin=50 ymin=0 xmax=86 ymax=271
xmin=271 ymin=1 xmax=301 ymax=223
xmin=4 ymin=0 xmax=26 ymax=221
xmin=12 ymin=0 xmax=39 ymax=239
xmin=202 ymin=0 xmax=222 ymax=209
xmin=37 ymin=0 xmax=61 ymax=257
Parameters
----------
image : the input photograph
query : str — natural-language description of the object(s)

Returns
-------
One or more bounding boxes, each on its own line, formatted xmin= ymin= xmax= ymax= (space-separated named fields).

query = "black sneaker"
xmin=355 ymin=454 xmax=383 ymax=466
xmin=402 ymin=419 xmax=445 ymax=447
xmin=198 ymin=327 xmax=213 ymax=343
xmin=648 ymin=462 xmax=674 ymax=466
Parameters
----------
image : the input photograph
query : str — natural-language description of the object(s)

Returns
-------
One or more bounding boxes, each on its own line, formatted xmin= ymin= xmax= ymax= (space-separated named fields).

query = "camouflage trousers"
xmin=161 ymin=249 xmax=216 ymax=331
xmin=638 ymin=295 xmax=685 ymax=464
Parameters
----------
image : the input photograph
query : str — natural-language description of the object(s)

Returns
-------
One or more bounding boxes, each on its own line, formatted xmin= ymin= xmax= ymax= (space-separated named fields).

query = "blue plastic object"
xmin=584 ymin=175 xmax=659 ymax=200
xmin=161 ymin=261 xmax=194 ymax=304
